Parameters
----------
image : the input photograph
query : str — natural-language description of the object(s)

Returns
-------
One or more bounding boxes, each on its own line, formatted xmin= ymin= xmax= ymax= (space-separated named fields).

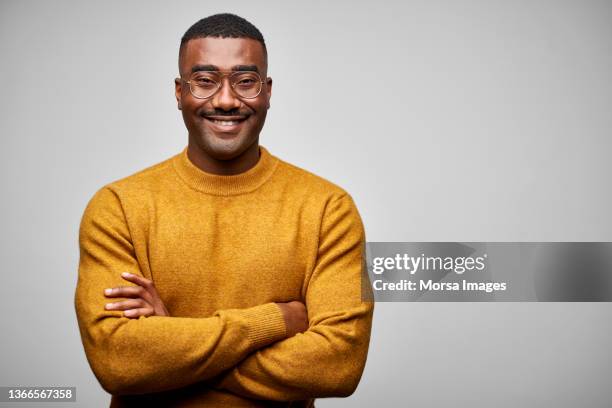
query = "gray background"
xmin=1 ymin=0 xmax=611 ymax=406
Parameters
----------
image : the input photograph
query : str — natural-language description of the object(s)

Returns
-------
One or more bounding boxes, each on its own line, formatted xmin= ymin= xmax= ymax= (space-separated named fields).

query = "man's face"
xmin=175 ymin=37 xmax=272 ymax=161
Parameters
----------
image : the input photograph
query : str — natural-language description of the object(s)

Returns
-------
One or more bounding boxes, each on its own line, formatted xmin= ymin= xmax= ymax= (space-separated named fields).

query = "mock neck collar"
xmin=172 ymin=145 xmax=278 ymax=196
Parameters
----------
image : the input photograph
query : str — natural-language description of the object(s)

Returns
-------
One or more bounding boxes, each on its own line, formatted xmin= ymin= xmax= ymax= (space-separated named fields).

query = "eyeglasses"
xmin=179 ymin=71 xmax=265 ymax=99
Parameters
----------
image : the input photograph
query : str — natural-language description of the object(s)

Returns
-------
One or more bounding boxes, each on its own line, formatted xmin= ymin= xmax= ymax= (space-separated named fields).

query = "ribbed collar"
xmin=172 ymin=145 xmax=279 ymax=196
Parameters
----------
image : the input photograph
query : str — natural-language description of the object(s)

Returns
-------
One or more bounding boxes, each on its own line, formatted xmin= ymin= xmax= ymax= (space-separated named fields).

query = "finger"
xmin=120 ymin=272 xmax=154 ymax=290
xmin=123 ymin=308 xmax=154 ymax=318
xmin=104 ymin=286 xmax=153 ymax=303
xmin=105 ymin=299 xmax=147 ymax=311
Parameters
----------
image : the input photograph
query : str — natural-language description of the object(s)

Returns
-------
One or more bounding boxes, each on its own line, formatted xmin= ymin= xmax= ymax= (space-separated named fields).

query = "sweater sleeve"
xmin=211 ymin=193 xmax=375 ymax=400
xmin=74 ymin=186 xmax=287 ymax=396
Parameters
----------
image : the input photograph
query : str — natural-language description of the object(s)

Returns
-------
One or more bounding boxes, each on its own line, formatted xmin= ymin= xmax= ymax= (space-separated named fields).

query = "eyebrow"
xmin=191 ymin=64 xmax=260 ymax=74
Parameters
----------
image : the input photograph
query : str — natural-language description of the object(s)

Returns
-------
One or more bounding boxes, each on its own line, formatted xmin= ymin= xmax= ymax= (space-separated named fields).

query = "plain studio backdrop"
xmin=1 ymin=1 xmax=611 ymax=407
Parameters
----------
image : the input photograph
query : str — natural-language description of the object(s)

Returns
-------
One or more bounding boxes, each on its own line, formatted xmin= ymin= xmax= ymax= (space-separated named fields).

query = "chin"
xmin=200 ymin=134 xmax=253 ymax=161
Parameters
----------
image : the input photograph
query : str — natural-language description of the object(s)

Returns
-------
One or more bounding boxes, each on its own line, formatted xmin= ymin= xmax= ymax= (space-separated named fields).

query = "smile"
xmin=203 ymin=116 xmax=248 ymax=133
xmin=210 ymin=119 xmax=243 ymax=126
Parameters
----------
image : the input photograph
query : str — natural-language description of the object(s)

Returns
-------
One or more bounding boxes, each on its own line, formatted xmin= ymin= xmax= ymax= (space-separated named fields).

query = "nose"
xmin=210 ymin=77 xmax=241 ymax=111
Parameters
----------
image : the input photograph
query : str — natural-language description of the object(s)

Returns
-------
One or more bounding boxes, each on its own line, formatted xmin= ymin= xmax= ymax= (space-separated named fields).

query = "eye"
xmin=192 ymin=75 xmax=218 ymax=87
xmin=237 ymin=78 xmax=256 ymax=86
xmin=234 ymin=74 xmax=259 ymax=88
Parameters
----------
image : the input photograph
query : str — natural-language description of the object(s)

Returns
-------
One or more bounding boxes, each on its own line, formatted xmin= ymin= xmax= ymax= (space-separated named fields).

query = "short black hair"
xmin=180 ymin=13 xmax=267 ymax=60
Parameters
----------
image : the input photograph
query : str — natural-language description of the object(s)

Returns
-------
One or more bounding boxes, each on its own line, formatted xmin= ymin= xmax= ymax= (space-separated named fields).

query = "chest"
xmin=140 ymin=197 xmax=317 ymax=315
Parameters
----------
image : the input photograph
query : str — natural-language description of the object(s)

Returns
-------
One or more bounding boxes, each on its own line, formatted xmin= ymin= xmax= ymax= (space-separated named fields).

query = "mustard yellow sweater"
xmin=74 ymin=145 xmax=374 ymax=407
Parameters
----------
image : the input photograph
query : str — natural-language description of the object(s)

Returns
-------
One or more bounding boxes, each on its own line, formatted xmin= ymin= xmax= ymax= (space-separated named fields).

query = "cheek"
xmin=183 ymin=100 xmax=208 ymax=117
xmin=245 ymin=99 xmax=268 ymax=115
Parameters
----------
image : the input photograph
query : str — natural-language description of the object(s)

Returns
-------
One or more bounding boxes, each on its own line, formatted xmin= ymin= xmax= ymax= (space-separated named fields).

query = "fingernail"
xmin=124 ymin=310 xmax=134 ymax=316
xmin=122 ymin=272 xmax=132 ymax=278
xmin=105 ymin=303 xmax=114 ymax=309
xmin=104 ymin=288 xmax=112 ymax=295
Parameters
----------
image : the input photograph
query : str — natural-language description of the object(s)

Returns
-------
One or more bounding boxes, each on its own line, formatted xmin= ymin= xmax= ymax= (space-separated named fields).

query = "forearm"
xmin=75 ymin=295 xmax=286 ymax=395
xmin=213 ymin=301 xmax=374 ymax=401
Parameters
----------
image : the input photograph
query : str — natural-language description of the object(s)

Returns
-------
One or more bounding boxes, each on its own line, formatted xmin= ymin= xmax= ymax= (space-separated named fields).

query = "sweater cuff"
xmin=241 ymin=302 xmax=287 ymax=349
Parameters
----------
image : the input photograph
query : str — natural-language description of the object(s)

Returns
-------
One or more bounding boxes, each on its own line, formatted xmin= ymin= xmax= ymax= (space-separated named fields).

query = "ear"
xmin=265 ymin=77 xmax=272 ymax=109
xmin=174 ymin=78 xmax=182 ymax=110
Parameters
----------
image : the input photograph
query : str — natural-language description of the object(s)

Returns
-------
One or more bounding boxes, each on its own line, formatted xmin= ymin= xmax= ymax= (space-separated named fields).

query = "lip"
xmin=203 ymin=116 xmax=248 ymax=133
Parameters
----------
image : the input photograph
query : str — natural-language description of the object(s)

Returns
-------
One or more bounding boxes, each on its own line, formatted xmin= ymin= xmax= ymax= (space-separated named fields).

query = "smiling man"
xmin=74 ymin=13 xmax=374 ymax=408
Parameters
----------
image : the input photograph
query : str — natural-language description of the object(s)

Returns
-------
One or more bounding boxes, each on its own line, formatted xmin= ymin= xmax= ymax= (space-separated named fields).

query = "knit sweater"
xmin=74 ymin=145 xmax=374 ymax=407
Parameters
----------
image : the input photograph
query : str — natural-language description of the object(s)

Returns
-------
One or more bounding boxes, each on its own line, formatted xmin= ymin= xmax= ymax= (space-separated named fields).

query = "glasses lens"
xmin=231 ymin=72 xmax=262 ymax=98
xmin=187 ymin=72 xmax=262 ymax=99
xmin=189 ymin=73 xmax=219 ymax=98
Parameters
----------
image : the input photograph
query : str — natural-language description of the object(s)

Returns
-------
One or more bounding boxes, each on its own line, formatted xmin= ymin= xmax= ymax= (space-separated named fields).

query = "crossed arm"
xmin=75 ymin=187 xmax=374 ymax=400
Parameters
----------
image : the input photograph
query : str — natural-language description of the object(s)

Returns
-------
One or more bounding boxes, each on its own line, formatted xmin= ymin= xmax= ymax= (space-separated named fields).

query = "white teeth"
xmin=211 ymin=119 xmax=241 ymax=126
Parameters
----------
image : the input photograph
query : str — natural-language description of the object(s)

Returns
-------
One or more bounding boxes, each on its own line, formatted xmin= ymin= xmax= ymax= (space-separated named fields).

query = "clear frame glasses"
xmin=179 ymin=71 xmax=265 ymax=99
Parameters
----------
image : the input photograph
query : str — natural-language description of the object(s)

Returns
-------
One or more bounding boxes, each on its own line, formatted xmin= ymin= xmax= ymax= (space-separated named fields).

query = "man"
xmin=74 ymin=13 xmax=374 ymax=408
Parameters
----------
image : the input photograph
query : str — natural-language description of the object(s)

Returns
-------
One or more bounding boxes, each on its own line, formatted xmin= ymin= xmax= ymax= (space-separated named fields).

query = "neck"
xmin=187 ymin=140 xmax=260 ymax=175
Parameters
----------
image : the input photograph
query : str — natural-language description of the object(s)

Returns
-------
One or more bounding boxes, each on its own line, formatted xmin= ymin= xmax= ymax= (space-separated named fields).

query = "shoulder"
xmin=97 ymin=152 xmax=179 ymax=195
xmin=270 ymin=154 xmax=362 ymax=225
xmin=273 ymin=156 xmax=351 ymax=202
xmin=105 ymin=154 xmax=177 ymax=195
xmin=82 ymin=152 xmax=179 ymax=216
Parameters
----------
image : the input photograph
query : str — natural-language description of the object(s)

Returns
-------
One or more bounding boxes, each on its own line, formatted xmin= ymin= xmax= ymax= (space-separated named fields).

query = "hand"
xmin=277 ymin=301 xmax=309 ymax=337
xmin=104 ymin=272 xmax=170 ymax=318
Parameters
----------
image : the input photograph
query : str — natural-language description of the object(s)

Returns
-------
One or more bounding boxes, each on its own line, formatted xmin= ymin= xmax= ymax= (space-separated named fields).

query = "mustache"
xmin=200 ymin=109 xmax=251 ymax=118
